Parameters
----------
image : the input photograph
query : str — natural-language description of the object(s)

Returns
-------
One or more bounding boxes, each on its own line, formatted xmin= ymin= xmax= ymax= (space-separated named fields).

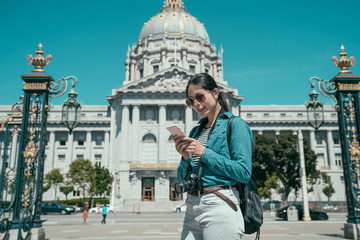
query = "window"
xmin=140 ymin=69 xmax=143 ymax=78
xmin=167 ymin=107 xmax=184 ymax=121
xmin=58 ymin=154 xmax=65 ymax=161
xmin=141 ymin=106 xmax=158 ymax=121
xmin=264 ymin=113 xmax=269 ymax=117
xmin=153 ymin=65 xmax=159 ymax=73
xmin=73 ymin=190 xmax=80 ymax=197
xmin=340 ymin=176 xmax=344 ymax=182
xmin=246 ymin=113 xmax=252 ymax=117
xmin=76 ymin=154 xmax=84 ymax=159
xmin=97 ymin=114 xmax=103 ymax=117
xmin=297 ymin=113 xmax=303 ymax=117
xmin=316 ymin=134 xmax=323 ymax=145
xmin=281 ymin=113 xmax=286 ymax=117
xmin=189 ymin=65 xmax=195 ymax=73
xmin=169 ymin=177 xmax=182 ymax=201
xmin=333 ymin=134 xmax=340 ymax=144
xmin=142 ymin=178 xmax=155 ymax=201
xmin=335 ymin=154 xmax=342 ymax=166
xmin=59 ymin=135 xmax=67 ymax=146
xmin=142 ymin=134 xmax=157 ymax=143
xmin=95 ymin=135 xmax=103 ymax=146
xmin=95 ymin=154 xmax=102 ymax=166
xmin=78 ymin=135 xmax=85 ymax=146
xmin=205 ymin=68 xmax=209 ymax=73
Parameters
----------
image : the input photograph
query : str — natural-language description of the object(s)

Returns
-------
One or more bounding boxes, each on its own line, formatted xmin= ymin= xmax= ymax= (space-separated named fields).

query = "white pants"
xmin=181 ymin=187 xmax=244 ymax=240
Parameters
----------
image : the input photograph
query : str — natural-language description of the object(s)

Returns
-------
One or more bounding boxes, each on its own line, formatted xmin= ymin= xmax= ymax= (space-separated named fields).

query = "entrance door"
xmin=142 ymin=177 xmax=155 ymax=201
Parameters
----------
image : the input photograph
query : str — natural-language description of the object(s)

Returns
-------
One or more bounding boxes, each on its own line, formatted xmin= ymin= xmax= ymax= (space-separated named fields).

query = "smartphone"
xmin=167 ymin=126 xmax=186 ymax=138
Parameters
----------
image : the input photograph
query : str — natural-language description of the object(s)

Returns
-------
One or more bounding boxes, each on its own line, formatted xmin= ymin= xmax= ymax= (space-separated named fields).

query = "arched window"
xmin=141 ymin=133 xmax=158 ymax=162
xmin=142 ymin=133 xmax=157 ymax=143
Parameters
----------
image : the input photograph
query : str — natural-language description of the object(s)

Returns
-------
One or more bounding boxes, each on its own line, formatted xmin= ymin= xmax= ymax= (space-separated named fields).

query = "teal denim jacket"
xmin=176 ymin=111 xmax=253 ymax=188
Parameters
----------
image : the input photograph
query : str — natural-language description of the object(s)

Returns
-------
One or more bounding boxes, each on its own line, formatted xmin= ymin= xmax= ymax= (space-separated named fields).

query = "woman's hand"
xmin=174 ymin=136 xmax=205 ymax=159
xmin=183 ymin=138 xmax=206 ymax=158
xmin=173 ymin=136 xmax=191 ymax=160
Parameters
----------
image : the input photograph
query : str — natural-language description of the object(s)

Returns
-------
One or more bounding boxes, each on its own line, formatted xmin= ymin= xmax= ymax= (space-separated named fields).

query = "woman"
xmin=174 ymin=73 xmax=252 ymax=240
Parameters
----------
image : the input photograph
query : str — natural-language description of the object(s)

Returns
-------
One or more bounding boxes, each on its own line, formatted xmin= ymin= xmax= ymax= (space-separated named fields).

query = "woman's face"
xmin=186 ymin=84 xmax=219 ymax=117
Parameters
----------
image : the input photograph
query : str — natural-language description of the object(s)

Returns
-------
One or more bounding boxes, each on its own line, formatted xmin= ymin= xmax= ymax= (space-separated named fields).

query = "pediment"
xmin=106 ymin=66 xmax=242 ymax=105
xmin=113 ymin=66 xmax=238 ymax=95
xmin=116 ymin=67 xmax=191 ymax=93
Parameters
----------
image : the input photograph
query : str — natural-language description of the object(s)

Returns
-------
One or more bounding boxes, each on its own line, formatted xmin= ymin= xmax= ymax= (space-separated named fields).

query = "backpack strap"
xmin=227 ymin=115 xmax=235 ymax=151
xmin=227 ymin=115 xmax=246 ymax=208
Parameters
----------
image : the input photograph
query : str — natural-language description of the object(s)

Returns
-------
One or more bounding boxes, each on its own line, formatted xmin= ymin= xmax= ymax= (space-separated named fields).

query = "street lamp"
xmin=305 ymin=45 xmax=360 ymax=239
xmin=61 ymin=77 xmax=81 ymax=134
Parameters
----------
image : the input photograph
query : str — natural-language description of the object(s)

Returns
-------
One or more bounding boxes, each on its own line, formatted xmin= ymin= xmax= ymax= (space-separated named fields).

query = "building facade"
xmin=0 ymin=0 xmax=346 ymax=211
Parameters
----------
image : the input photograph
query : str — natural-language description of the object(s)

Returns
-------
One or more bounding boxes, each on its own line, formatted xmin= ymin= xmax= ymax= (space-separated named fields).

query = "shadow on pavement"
xmin=319 ymin=233 xmax=344 ymax=239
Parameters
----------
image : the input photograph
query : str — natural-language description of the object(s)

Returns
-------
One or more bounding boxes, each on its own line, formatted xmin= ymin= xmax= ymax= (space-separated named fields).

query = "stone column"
xmin=104 ymin=131 xmax=110 ymax=167
xmin=130 ymin=61 xmax=136 ymax=81
xmin=182 ymin=50 xmax=188 ymax=69
xmin=85 ymin=131 xmax=92 ymax=160
xmin=144 ymin=56 xmax=148 ymax=77
xmin=212 ymin=62 xmax=218 ymax=80
xmin=68 ymin=133 xmax=74 ymax=163
xmin=161 ymin=50 xmax=167 ymax=70
xmin=200 ymin=53 xmax=205 ymax=73
xmin=108 ymin=103 xmax=117 ymax=171
xmin=158 ymin=105 xmax=166 ymax=162
xmin=327 ymin=130 xmax=336 ymax=169
xmin=185 ymin=107 xmax=193 ymax=135
xmin=125 ymin=63 xmax=130 ymax=82
xmin=121 ymin=105 xmax=130 ymax=161
xmin=310 ymin=130 xmax=316 ymax=152
xmin=132 ymin=105 xmax=140 ymax=162
xmin=48 ymin=131 xmax=55 ymax=169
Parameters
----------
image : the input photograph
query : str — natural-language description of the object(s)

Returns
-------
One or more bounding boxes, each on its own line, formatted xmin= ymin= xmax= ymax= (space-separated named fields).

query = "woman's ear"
xmin=213 ymin=88 xmax=219 ymax=99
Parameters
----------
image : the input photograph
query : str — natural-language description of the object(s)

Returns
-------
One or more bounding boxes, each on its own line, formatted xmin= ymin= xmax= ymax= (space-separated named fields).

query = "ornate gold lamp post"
xmin=0 ymin=43 xmax=81 ymax=240
xmin=305 ymin=45 xmax=360 ymax=239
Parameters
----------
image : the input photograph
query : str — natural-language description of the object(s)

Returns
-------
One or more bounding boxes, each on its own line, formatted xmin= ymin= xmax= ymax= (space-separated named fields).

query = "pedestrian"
xmin=173 ymin=73 xmax=252 ymax=240
xmin=82 ymin=209 xmax=88 ymax=224
xmin=101 ymin=204 xmax=108 ymax=224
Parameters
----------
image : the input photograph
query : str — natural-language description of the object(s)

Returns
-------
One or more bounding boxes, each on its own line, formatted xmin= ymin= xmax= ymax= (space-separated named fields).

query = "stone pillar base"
xmin=31 ymin=227 xmax=46 ymax=240
xmin=344 ymin=223 xmax=359 ymax=239
xmin=3 ymin=227 xmax=45 ymax=240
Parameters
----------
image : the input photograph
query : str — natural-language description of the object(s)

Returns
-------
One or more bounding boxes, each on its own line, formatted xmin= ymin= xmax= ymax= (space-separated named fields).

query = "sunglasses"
xmin=186 ymin=91 xmax=211 ymax=107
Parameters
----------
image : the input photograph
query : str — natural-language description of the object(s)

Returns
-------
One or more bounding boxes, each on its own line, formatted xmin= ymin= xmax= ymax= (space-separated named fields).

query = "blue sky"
xmin=0 ymin=0 xmax=359 ymax=106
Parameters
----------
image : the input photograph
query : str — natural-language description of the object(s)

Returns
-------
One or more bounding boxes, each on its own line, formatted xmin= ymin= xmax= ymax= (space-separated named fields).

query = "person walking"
xmin=101 ymin=204 xmax=108 ymax=224
xmin=173 ymin=73 xmax=253 ymax=240
xmin=82 ymin=209 xmax=88 ymax=224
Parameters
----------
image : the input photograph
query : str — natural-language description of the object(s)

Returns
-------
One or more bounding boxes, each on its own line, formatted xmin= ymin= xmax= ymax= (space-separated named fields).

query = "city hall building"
xmin=0 ymin=0 xmax=345 ymax=211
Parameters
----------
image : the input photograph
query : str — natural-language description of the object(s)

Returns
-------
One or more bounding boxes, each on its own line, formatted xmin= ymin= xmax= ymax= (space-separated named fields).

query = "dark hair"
xmin=186 ymin=73 xmax=230 ymax=111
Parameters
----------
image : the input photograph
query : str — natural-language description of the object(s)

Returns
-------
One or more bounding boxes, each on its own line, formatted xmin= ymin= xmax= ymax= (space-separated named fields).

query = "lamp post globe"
xmin=61 ymin=83 xmax=82 ymax=134
xmin=305 ymin=83 xmax=324 ymax=130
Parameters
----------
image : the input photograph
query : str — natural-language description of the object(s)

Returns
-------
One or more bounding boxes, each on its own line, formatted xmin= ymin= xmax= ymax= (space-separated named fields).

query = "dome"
xmin=138 ymin=0 xmax=209 ymax=42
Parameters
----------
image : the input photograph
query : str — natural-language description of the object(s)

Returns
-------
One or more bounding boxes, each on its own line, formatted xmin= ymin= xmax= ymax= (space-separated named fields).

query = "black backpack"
xmin=227 ymin=116 xmax=263 ymax=239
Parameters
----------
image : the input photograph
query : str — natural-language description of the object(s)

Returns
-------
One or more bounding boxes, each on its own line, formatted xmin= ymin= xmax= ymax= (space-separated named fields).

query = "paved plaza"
xmin=39 ymin=212 xmax=347 ymax=240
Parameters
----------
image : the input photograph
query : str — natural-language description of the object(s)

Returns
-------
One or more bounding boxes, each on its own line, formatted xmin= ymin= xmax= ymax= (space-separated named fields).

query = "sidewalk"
xmin=41 ymin=212 xmax=347 ymax=240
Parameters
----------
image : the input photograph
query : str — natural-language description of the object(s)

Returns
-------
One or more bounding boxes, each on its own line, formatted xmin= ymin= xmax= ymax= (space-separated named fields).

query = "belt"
xmin=188 ymin=185 xmax=238 ymax=211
